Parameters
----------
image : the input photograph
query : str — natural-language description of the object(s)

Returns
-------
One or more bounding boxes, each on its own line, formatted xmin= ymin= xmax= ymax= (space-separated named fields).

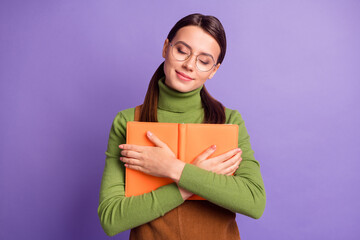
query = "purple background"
xmin=1 ymin=0 xmax=359 ymax=239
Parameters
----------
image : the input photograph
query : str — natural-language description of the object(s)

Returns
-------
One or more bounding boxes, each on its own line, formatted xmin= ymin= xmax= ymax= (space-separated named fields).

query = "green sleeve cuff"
xmin=178 ymin=163 xmax=209 ymax=193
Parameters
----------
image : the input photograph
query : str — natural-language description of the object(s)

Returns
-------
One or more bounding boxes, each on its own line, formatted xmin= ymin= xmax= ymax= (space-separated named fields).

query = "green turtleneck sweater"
xmin=98 ymin=78 xmax=266 ymax=236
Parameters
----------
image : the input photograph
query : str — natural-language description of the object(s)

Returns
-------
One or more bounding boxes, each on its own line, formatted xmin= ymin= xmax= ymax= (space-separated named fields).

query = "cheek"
xmin=163 ymin=58 xmax=178 ymax=76
xmin=199 ymin=72 xmax=211 ymax=82
xmin=163 ymin=60 xmax=175 ymax=85
xmin=163 ymin=59 xmax=170 ymax=75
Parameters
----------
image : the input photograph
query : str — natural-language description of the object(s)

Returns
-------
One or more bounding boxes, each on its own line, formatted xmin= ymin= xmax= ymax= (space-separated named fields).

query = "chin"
xmin=167 ymin=80 xmax=196 ymax=93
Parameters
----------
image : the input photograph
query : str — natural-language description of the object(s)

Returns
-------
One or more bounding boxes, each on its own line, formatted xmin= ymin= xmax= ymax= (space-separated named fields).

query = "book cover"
xmin=125 ymin=121 xmax=238 ymax=200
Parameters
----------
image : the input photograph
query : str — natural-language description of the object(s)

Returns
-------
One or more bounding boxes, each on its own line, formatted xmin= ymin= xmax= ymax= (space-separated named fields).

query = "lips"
xmin=176 ymin=71 xmax=193 ymax=81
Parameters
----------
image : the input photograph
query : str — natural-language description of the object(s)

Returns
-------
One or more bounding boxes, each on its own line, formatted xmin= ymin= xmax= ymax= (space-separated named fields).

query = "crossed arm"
xmin=98 ymin=111 xmax=266 ymax=236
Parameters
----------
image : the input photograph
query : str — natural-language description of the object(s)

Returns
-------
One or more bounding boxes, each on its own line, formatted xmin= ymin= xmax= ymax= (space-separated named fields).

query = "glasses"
xmin=170 ymin=42 xmax=216 ymax=72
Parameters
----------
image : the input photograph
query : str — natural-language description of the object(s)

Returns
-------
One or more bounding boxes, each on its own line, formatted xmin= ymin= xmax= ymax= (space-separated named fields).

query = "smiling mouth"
xmin=176 ymin=71 xmax=193 ymax=81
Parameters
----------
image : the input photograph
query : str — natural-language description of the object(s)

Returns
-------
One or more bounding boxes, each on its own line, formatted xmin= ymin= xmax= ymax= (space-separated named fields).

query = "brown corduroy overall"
xmin=129 ymin=106 xmax=241 ymax=240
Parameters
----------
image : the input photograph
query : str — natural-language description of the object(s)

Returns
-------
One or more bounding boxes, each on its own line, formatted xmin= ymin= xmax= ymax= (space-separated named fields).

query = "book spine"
xmin=178 ymin=123 xmax=186 ymax=161
xmin=125 ymin=122 xmax=130 ymax=197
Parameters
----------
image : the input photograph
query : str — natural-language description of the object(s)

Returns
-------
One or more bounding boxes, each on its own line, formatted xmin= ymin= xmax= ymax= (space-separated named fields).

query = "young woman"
xmin=98 ymin=13 xmax=266 ymax=239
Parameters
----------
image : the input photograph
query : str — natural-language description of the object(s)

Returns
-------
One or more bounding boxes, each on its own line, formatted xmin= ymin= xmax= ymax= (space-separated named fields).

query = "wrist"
xmin=168 ymin=158 xmax=186 ymax=184
xmin=177 ymin=185 xmax=193 ymax=200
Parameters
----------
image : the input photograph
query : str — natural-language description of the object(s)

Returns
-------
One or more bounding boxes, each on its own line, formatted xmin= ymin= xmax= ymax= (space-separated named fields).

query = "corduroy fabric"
xmin=129 ymin=201 xmax=240 ymax=240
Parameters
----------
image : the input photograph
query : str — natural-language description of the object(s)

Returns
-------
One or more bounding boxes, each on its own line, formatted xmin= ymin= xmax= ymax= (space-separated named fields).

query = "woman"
xmin=98 ymin=13 xmax=266 ymax=239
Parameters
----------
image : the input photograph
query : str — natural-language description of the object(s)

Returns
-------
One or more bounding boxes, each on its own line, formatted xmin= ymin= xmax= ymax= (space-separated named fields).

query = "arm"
xmin=97 ymin=112 xmax=185 ymax=236
xmin=177 ymin=110 xmax=266 ymax=219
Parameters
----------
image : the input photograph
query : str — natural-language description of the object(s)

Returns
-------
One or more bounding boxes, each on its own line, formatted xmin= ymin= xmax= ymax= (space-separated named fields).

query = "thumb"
xmin=146 ymin=131 xmax=167 ymax=148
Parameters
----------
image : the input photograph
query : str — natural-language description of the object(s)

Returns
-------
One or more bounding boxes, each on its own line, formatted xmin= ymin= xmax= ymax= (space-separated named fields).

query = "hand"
xmin=119 ymin=131 xmax=185 ymax=180
xmin=192 ymin=145 xmax=242 ymax=176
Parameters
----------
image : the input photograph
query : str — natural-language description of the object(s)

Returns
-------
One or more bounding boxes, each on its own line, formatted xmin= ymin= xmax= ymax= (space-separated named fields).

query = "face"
xmin=162 ymin=25 xmax=221 ymax=93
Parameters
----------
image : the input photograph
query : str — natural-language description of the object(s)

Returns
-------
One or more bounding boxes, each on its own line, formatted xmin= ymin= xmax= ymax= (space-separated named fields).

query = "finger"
xmin=224 ymin=163 xmax=239 ymax=175
xmin=119 ymin=144 xmax=144 ymax=152
xmin=120 ymin=157 xmax=142 ymax=166
xmin=124 ymin=163 xmax=143 ymax=172
xmin=232 ymin=158 xmax=243 ymax=174
xmin=232 ymin=159 xmax=242 ymax=174
xmin=212 ymin=148 xmax=242 ymax=164
xmin=219 ymin=152 xmax=241 ymax=171
xmin=146 ymin=131 xmax=167 ymax=148
xmin=223 ymin=157 xmax=242 ymax=175
xmin=120 ymin=150 xmax=142 ymax=159
xmin=196 ymin=145 xmax=217 ymax=161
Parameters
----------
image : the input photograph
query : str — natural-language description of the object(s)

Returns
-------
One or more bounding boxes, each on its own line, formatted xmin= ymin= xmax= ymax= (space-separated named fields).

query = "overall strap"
xmin=134 ymin=105 xmax=142 ymax=121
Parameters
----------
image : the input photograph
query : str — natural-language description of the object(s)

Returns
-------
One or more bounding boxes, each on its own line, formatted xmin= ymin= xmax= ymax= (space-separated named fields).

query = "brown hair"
xmin=140 ymin=13 xmax=226 ymax=123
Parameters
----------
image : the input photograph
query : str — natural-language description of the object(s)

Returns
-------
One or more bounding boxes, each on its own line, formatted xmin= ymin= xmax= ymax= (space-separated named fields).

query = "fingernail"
xmin=119 ymin=145 xmax=124 ymax=149
xmin=237 ymin=148 xmax=241 ymax=152
xmin=211 ymin=145 xmax=216 ymax=150
xmin=147 ymin=131 xmax=152 ymax=137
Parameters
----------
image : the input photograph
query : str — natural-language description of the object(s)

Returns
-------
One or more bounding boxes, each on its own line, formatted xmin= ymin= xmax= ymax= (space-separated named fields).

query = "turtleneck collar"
xmin=157 ymin=77 xmax=203 ymax=113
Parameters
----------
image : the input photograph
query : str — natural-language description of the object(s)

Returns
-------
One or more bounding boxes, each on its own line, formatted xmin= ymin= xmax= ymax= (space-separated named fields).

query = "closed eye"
xmin=199 ymin=60 xmax=210 ymax=65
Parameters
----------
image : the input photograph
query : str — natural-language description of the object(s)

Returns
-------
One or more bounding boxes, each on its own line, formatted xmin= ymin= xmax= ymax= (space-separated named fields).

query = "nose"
xmin=182 ymin=54 xmax=196 ymax=71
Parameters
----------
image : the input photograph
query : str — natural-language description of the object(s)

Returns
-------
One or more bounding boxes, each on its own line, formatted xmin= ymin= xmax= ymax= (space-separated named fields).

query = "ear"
xmin=162 ymin=39 xmax=169 ymax=58
xmin=208 ymin=63 xmax=221 ymax=79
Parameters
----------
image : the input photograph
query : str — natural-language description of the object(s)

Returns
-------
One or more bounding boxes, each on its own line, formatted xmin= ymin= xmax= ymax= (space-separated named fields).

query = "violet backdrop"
xmin=0 ymin=0 xmax=359 ymax=239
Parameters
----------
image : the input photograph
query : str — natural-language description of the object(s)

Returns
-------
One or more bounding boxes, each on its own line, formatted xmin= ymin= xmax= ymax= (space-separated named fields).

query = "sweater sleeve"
xmin=97 ymin=112 xmax=185 ymax=236
xmin=177 ymin=110 xmax=266 ymax=219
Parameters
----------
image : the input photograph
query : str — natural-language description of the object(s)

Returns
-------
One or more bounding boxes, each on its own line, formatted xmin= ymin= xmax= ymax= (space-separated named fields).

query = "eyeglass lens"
xmin=171 ymin=42 xmax=215 ymax=72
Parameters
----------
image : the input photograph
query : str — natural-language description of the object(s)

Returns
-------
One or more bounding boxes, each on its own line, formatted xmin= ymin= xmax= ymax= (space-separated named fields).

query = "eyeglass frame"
xmin=169 ymin=41 xmax=217 ymax=72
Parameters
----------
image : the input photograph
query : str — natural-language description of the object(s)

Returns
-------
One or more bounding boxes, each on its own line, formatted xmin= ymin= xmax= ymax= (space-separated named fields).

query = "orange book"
xmin=125 ymin=122 xmax=239 ymax=200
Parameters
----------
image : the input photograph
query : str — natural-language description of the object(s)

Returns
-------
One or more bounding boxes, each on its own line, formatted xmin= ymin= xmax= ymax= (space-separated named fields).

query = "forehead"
xmin=172 ymin=25 xmax=221 ymax=58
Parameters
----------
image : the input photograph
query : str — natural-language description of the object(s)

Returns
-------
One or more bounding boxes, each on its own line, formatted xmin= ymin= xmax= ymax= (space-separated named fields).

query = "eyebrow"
xmin=175 ymin=40 xmax=215 ymax=60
